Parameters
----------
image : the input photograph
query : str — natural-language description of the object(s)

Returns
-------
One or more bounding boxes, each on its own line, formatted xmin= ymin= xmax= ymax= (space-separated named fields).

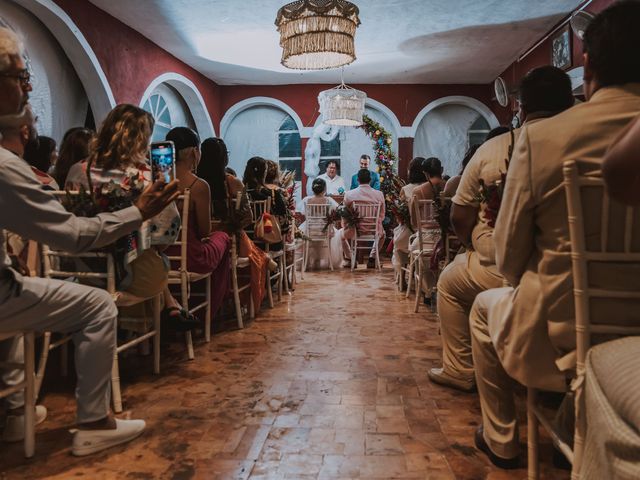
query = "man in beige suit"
xmin=469 ymin=1 xmax=640 ymax=468
xmin=428 ymin=67 xmax=574 ymax=392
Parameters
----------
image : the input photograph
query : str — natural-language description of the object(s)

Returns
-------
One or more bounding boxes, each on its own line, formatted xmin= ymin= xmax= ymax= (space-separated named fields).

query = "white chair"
xmin=527 ymin=160 xmax=640 ymax=480
xmin=228 ymin=231 xmax=254 ymax=329
xmin=303 ymin=203 xmax=334 ymax=273
xmin=0 ymin=332 xmax=36 ymax=457
xmin=247 ymin=198 xmax=283 ymax=308
xmin=349 ymin=202 xmax=382 ymax=271
xmin=42 ymin=245 xmax=162 ymax=414
xmin=167 ymin=190 xmax=212 ymax=353
xmin=283 ymin=233 xmax=303 ymax=292
xmin=406 ymin=199 xmax=438 ymax=312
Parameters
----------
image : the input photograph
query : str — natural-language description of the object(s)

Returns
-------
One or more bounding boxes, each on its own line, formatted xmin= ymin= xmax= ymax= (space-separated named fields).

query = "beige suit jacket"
xmin=490 ymin=84 xmax=640 ymax=391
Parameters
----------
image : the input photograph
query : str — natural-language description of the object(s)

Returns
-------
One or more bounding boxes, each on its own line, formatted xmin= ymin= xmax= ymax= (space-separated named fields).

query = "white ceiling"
xmin=88 ymin=0 xmax=583 ymax=85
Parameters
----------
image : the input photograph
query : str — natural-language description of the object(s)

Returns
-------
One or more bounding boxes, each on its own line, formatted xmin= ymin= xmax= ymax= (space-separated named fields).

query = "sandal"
xmin=161 ymin=306 xmax=201 ymax=332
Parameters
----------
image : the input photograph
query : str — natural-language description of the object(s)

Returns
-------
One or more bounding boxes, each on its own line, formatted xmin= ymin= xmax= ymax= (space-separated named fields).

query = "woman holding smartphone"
xmin=73 ymin=104 xmax=194 ymax=330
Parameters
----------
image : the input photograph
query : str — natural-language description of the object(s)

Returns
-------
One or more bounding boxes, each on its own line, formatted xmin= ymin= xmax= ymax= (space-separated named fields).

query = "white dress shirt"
xmin=316 ymin=173 xmax=346 ymax=195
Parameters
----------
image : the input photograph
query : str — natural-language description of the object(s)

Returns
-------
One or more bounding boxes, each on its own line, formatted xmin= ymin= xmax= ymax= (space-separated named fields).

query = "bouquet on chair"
xmin=389 ymin=200 xmax=413 ymax=233
xmin=475 ymin=129 xmax=515 ymax=228
xmin=322 ymin=205 xmax=362 ymax=234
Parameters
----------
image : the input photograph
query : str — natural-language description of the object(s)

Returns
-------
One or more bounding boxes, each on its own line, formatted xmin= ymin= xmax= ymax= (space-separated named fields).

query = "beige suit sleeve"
xmin=494 ymin=126 xmax=536 ymax=286
xmin=0 ymin=155 xmax=142 ymax=254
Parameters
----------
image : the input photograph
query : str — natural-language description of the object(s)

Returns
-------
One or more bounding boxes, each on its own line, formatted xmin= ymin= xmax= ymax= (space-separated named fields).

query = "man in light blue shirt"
xmin=350 ymin=154 xmax=380 ymax=190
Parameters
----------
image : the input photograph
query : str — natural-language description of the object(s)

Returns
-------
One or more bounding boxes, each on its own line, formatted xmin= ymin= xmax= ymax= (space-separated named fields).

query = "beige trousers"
xmin=436 ymin=251 xmax=503 ymax=382
xmin=470 ymin=287 xmax=520 ymax=459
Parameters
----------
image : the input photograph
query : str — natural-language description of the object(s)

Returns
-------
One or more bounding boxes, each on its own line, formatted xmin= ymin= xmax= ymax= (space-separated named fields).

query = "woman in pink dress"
xmin=166 ymin=128 xmax=231 ymax=323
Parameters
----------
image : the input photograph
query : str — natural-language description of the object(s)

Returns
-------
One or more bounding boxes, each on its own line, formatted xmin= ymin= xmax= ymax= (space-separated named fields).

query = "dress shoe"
xmin=72 ymin=418 xmax=145 ymax=456
xmin=427 ymin=367 xmax=476 ymax=392
xmin=474 ymin=426 xmax=520 ymax=469
xmin=367 ymin=257 xmax=376 ymax=269
xmin=2 ymin=405 xmax=47 ymax=442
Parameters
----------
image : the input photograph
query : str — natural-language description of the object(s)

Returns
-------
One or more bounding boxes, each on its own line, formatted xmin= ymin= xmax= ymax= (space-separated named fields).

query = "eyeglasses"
xmin=0 ymin=69 xmax=32 ymax=85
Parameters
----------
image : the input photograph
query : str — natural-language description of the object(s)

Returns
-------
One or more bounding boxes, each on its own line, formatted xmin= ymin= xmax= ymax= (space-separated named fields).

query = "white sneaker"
xmin=72 ymin=418 xmax=145 ymax=456
xmin=2 ymin=405 xmax=48 ymax=442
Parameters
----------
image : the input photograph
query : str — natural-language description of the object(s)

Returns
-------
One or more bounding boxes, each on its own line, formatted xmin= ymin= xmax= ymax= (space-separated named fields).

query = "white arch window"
xmin=143 ymin=94 xmax=172 ymax=142
xmin=468 ymin=116 xmax=491 ymax=146
xmin=277 ymin=115 xmax=302 ymax=181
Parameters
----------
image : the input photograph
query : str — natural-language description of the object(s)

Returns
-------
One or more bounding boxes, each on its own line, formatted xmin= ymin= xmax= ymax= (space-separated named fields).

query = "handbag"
xmin=254 ymin=212 xmax=282 ymax=244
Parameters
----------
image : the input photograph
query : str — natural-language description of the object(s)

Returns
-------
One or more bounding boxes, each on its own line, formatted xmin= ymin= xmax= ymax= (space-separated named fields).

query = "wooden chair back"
xmin=352 ymin=202 xmax=380 ymax=240
xmin=304 ymin=203 xmax=331 ymax=241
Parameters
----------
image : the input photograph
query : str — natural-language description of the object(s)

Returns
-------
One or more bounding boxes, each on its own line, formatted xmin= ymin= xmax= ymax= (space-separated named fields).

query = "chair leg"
xmin=350 ymin=239 xmax=356 ymax=271
xmin=153 ymin=294 xmax=161 ymax=374
xmin=249 ymin=292 xmax=255 ymax=320
xmin=277 ymin=257 xmax=284 ymax=301
xmin=233 ymin=276 xmax=244 ymax=329
xmin=328 ymin=236 xmax=334 ymax=272
xmin=414 ymin=258 xmax=423 ymax=313
xmin=572 ymin=383 xmax=585 ymax=480
xmin=303 ymin=240 xmax=309 ymax=273
xmin=266 ymin=269 xmax=274 ymax=308
xmin=406 ymin=259 xmax=414 ymax=299
xmin=205 ymin=276 xmax=212 ymax=342
xmin=111 ymin=348 xmax=123 ymax=413
xmin=283 ymin=251 xmax=289 ymax=294
xmin=375 ymin=240 xmax=381 ymax=270
xmin=23 ymin=332 xmax=35 ymax=458
xmin=527 ymin=388 xmax=540 ymax=480
xmin=185 ymin=331 xmax=195 ymax=360
xmin=35 ymin=332 xmax=52 ymax=400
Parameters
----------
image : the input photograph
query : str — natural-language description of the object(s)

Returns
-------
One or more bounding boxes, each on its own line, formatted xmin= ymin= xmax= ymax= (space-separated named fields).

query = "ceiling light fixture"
xmin=275 ymin=0 xmax=361 ymax=70
xmin=318 ymin=69 xmax=366 ymax=126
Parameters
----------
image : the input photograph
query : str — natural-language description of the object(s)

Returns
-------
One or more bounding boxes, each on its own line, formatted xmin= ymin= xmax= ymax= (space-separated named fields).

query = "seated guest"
xmin=411 ymin=157 xmax=444 ymax=205
xmin=317 ymin=160 xmax=346 ymax=195
xmin=23 ymin=133 xmax=58 ymax=188
xmin=197 ymin=138 xmax=269 ymax=311
xmin=443 ymin=144 xmax=480 ymax=197
xmin=0 ymin=25 xmax=178 ymax=454
xmin=400 ymin=156 xmax=427 ymax=201
xmin=165 ymin=127 xmax=231 ymax=324
xmin=343 ymin=168 xmax=386 ymax=268
xmin=243 ymin=156 xmax=290 ymax=250
xmin=430 ymin=66 xmax=574 ymax=393
xmin=225 ymin=166 xmax=237 ymax=177
xmin=75 ymin=105 xmax=189 ymax=328
xmin=54 ymin=127 xmax=94 ymax=188
xmin=408 ymin=157 xmax=445 ymax=298
xmin=603 ymin=114 xmax=640 ymax=204
xmin=392 ymin=157 xmax=427 ymax=277
xmin=469 ymin=2 xmax=640 ymax=468
xmin=296 ymin=178 xmax=342 ymax=270
xmin=350 ymin=154 xmax=380 ymax=190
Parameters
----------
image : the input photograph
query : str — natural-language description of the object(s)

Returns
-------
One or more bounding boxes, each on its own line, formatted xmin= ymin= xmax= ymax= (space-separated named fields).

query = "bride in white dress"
xmin=296 ymin=178 xmax=344 ymax=270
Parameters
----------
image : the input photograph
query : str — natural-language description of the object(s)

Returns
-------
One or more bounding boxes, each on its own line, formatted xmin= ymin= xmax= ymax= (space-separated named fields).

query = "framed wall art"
xmin=551 ymin=25 xmax=572 ymax=70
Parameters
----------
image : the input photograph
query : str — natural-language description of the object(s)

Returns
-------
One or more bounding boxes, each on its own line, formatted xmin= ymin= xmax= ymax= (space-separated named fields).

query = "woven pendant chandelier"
xmin=275 ymin=0 xmax=361 ymax=70
xmin=318 ymin=72 xmax=366 ymax=126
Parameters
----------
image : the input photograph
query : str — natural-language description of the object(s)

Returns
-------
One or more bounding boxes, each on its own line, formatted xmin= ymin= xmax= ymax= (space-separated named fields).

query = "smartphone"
xmin=150 ymin=141 xmax=176 ymax=183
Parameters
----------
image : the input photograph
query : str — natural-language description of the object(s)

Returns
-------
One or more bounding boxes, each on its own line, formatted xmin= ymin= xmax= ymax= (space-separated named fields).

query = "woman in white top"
xmin=296 ymin=177 xmax=342 ymax=270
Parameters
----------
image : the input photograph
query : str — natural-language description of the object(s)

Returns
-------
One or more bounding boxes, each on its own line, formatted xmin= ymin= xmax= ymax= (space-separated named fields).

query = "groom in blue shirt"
xmin=350 ymin=154 xmax=380 ymax=190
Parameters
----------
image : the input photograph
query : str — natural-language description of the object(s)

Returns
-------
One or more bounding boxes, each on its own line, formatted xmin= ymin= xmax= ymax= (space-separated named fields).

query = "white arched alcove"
xmin=410 ymin=95 xmax=499 ymax=137
xmin=140 ymin=72 xmax=215 ymax=139
xmin=13 ymin=0 xmax=116 ymax=123
xmin=220 ymin=97 xmax=304 ymax=139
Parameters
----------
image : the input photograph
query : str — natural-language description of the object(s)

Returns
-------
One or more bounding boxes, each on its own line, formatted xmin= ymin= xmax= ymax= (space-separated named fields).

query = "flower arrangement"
xmin=322 ymin=204 xmax=362 ymax=233
xmin=475 ymin=130 xmax=514 ymax=228
xmin=389 ymin=200 xmax=413 ymax=232
xmin=279 ymin=169 xmax=298 ymax=242
xmin=359 ymin=115 xmax=404 ymax=237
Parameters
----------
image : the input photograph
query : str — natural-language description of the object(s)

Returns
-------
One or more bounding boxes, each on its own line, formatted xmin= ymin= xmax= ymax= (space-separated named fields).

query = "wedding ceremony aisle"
xmin=0 ymin=268 xmax=565 ymax=479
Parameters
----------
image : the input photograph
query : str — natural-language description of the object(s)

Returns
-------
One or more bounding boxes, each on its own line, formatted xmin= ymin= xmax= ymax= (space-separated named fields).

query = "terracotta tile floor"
xmin=0 ymin=268 xmax=569 ymax=479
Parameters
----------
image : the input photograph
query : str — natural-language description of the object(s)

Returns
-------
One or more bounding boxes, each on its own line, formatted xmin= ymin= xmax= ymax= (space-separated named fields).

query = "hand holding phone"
xmin=150 ymin=141 xmax=176 ymax=184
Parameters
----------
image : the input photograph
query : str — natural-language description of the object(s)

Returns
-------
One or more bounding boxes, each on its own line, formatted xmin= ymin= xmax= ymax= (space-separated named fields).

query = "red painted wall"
xmin=495 ymin=0 xmax=615 ymax=124
xmin=52 ymin=0 xmax=223 ymax=127
xmin=220 ymin=84 xmax=496 ymax=130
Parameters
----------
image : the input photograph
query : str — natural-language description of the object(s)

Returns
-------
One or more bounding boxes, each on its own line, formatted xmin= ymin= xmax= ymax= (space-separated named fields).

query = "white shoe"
xmin=72 ymin=418 xmax=145 ymax=456
xmin=341 ymin=259 xmax=351 ymax=268
xmin=2 ymin=405 xmax=48 ymax=442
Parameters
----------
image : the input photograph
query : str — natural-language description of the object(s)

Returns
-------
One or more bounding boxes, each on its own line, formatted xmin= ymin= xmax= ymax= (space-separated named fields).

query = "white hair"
xmin=0 ymin=26 xmax=24 ymax=73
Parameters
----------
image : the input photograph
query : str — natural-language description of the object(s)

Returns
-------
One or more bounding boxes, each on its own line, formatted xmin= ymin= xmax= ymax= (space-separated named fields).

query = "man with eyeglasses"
xmin=0 ymin=27 xmax=179 ymax=456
